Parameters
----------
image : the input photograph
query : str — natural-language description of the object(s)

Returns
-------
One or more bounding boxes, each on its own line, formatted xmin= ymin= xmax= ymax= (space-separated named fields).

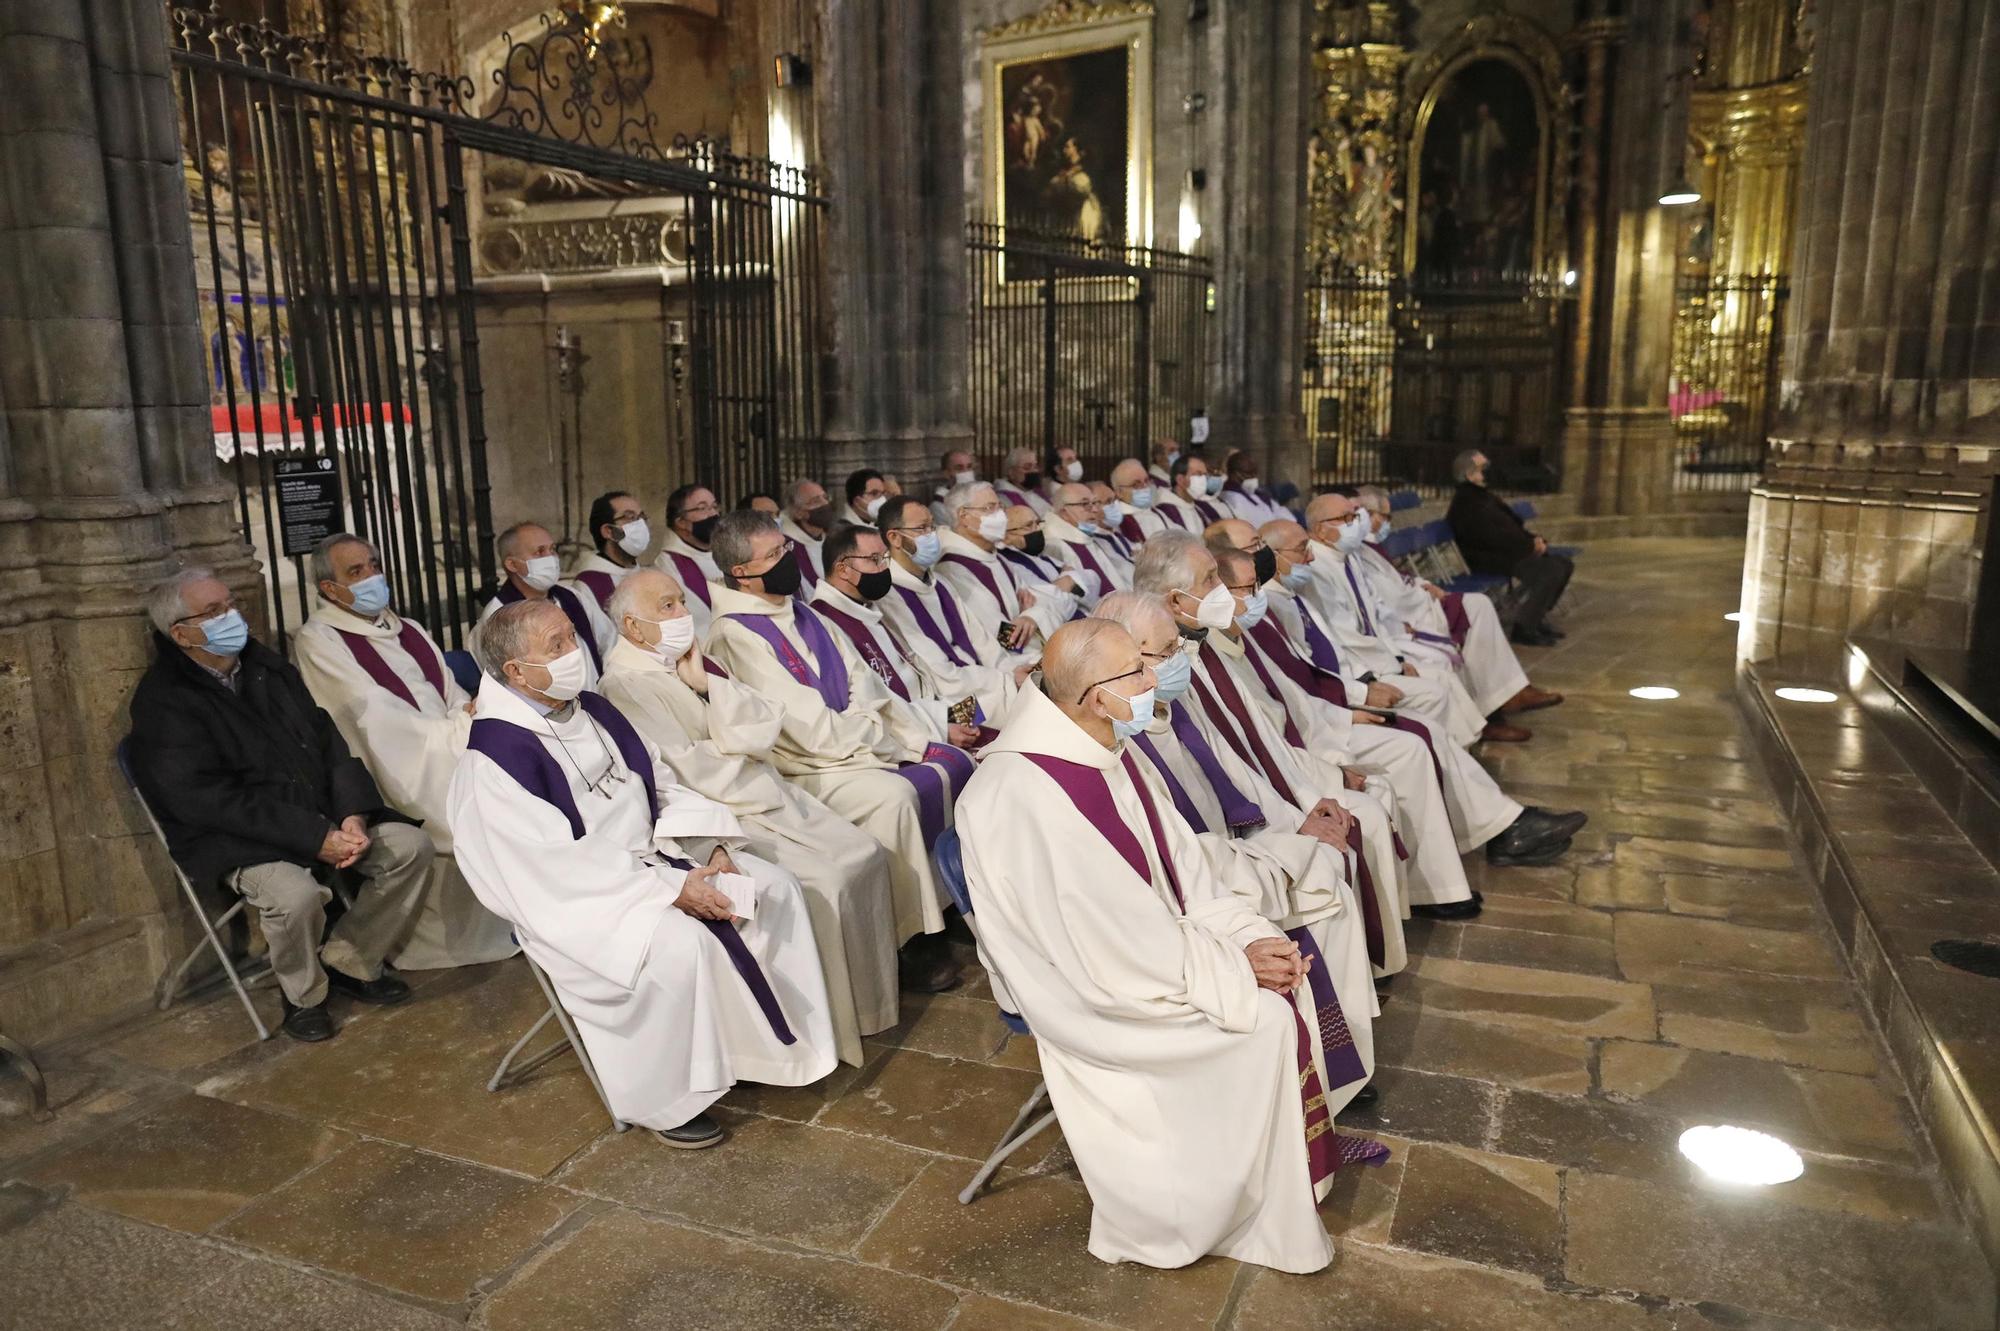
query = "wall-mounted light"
xmin=773 ymin=53 xmax=812 ymax=88
xmin=1562 ymin=269 xmax=1577 ymax=286
xmin=1659 ymin=177 xmax=1702 ymax=206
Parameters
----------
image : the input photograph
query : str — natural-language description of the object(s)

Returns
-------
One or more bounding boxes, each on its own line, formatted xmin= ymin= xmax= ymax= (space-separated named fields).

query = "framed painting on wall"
xmin=1406 ymin=51 xmax=1551 ymax=282
xmin=979 ymin=1 xmax=1154 ymax=249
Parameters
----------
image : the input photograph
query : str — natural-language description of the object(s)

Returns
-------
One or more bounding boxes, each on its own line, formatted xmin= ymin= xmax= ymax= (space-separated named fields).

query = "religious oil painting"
xmin=1408 ymin=54 xmax=1547 ymax=282
xmin=980 ymin=4 xmax=1153 ymax=251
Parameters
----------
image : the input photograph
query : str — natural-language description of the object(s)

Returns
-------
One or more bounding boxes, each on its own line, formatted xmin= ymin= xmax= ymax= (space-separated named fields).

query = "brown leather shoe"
xmin=1480 ymin=720 xmax=1532 ymax=743
xmin=1504 ymin=684 xmax=1564 ymax=712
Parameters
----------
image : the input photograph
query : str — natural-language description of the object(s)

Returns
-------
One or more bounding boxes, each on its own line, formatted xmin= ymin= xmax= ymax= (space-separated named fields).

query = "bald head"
xmin=1204 ymin=518 xmax=1257 ymax=554
xmin=1054 ymin=482 xmax=1091 ymax=508
xmin=1042 ymin=619 xmax=1133 ymax=710
xmin=1109 ymin=458 xmax=1149 ymax=494
xmin=1305 ymin=492 xmax=1358 ymax=529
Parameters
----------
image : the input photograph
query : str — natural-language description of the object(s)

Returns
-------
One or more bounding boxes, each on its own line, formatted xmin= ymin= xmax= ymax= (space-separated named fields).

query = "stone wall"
xmin=0 ymin=2 xmax=258 ymax=1045
xmin=1739 ymin=0 xmax=1999 ymax=672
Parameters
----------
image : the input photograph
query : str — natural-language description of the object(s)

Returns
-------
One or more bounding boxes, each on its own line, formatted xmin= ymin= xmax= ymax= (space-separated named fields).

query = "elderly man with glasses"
xmin=129 ymin=569 xmax=434 ymax=1042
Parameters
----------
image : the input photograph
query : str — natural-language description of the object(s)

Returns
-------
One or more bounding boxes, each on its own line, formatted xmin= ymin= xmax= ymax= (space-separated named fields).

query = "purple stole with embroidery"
xmin=812 ymin=599 xmax=916 ymax=702
xmin=496 ymin=582 xmax=602 ymax=674
xmin=895 ymin=584 xmax=981 ymax=668
xmin=1023 ymin=748 xmax=1379 ymax=1185
xmin=663 ymin=551 xmax=715 ymax=609
xmin=466 ymin=693 xmax=794 ymax=1044
xmin=727 ymin=603 xmax=970 ymax=849
xmin=334 ymin=621 xmax=447 ymax=710
xmin=574 ymin=569 xmax=616 ymax=611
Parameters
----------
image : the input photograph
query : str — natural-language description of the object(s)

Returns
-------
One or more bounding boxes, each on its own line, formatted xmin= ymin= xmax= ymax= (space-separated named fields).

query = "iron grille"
xmin=1671 ymin=273 xmax=1787 ymax=492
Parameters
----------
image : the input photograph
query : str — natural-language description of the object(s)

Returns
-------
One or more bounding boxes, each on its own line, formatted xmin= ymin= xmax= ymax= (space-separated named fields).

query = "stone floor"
xmin=3 ymin=537 xmax=1996 ymax=1331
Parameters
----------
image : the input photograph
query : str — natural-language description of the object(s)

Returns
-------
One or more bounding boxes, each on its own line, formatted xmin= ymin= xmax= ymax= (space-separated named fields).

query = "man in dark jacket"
xmin=1444 ymin=450 xmax=1573 ymax=646
xmin=128 ymin=569 xmax=433 ymax=1042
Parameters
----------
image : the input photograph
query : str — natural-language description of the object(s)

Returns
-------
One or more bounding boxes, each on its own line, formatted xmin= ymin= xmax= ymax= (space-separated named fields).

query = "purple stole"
xmin=812 ymin=598 xmax=916 ymax=702
xmin=1095 ymin=528 xmax=1134 ymax=561
xmin=663 ymin=551 xmax=715 ymax=610
xmin=1236 ymin=636 xmax=1307 ymax=749
xmin=727 ymin=604 xmax=969 ymax=849
xmin=496 ymin=582 xmax=602 ymax=674
xmin=1250 ymin=617 xmax=1446 ymax=792
xmin=1193 ymin=498 xmax=1226 ymax=525
xmin=940 ymin=552 xmax=1017 ymax=619
xmin=1340 ymin=559 xmax=1377 ymax=635
xmin=334 ymin=621 xmax=447 ymax=711
xmin=1023 ymin=747 xmax=1378 ymax=1186
xmin=1131 ymin=704 xmax=1267 ymax=835
xmin=1441 ymin=593 xmax=1470 ymax=644
xmin=790 ymin=539 xmax=820 ymax=589
xmin=1190 ymin=645 xmax=1301 ymax=808
xmin=998 ymin=546 xmax=1062 ymax=584
xmin=466 ymin=693 xmax=795 ymax=1044
xmin=895 ymin=584 xmax=981 ymax=668
xmin=1292 ymin=595 xmax=1346 ymax=675
xmin=1155 ymin=504 xmax=1190 ymax=531
xmin=573 ymin=568 xmax=616 ymax=611
xmin=1117 ymin=514 xmax=1148 ymax=546
xmin=1066 ymin=538 xmax=1117 ymax=588
xmin=995 ymin=484 xmax=1038 ymax=511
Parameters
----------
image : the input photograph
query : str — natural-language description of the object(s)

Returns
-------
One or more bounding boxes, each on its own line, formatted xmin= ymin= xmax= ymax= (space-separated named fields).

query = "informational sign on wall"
xmin=274 ymin=457 xmax=342 ymax=557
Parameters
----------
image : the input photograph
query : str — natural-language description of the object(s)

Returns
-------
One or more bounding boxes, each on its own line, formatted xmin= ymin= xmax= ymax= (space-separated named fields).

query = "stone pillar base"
xmin=1561 ymin=406 xmax=1676 ymax=517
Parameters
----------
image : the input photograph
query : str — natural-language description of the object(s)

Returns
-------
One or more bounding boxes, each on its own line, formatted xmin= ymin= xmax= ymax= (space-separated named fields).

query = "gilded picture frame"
xmin=978 ymin=1 xmax=1154 ymax=255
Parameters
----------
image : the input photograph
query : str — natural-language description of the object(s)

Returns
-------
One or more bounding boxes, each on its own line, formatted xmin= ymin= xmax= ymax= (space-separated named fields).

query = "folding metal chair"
xmin=933 ymin=828 xmax=1058 ymax=1203
xmin=116 ymin=738 xmax=275 ymax=1040
xmin=487 ymin=949 xmax=629 ymax=1132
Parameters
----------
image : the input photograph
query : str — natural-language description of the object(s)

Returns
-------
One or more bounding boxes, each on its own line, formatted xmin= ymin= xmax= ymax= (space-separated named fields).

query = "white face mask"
xmin=520 ymin=645 xmax=589 ymax=701
xmin=1129 ymin=487 xmax=1156 ymax=511
xmin=1102 ymin=498 xmax=1126 ymax=525
xmin=863 ymin=494 xmax=887 ymax=521
xmin=520 ymin=554 xmax=562 ymax=592
xmin=1183 ymin=583 xmax=1237 ymax=633
xmin=1062 ymin=460 xmax=1083 ymax=482
xmin=1333 ymin=515 xmax=1369 ymax=553
xmin=637 ymin=612 xmax=696 ymax=664
xmin=1241 ymin=477 xmax=1260 ymax=495
xmin=616 ymin=519 xmax=650 ymax=558
xmin=977 ymin=509 xmax=1009 ymax=543
xmin=954 ymin=469 xmax=978 ymax=486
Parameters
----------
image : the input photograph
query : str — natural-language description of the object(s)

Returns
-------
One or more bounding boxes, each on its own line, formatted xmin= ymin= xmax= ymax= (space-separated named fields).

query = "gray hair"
xmin=1091 ymin=589 xmax=1174 ymax=639
xmin=710 ymin=509 xmax=778 ymax=586
xmin=1003 ymin=447 xmax=1037 ymax=473
xmin=1131 ymin=531 xmax=1208 ymax=597
xmin=310 ymin=532 xmax=375 ymax=586
xmin=146 ymin=567 xmax=216 ymax=634
xmin=1452 ymin=449 xmax=1484 ymax=482
xmin=495 ymin=521 xmax=544 ymax=566
xmin=1355 ymin=484 xmax=1390 ymax=516
xmin=784 ymin=477 xmax=823 ymax=510
xmin=605 ymin=567 xmax=671 ymax=626
xmin=476 ymin=599 xmax=566 ymax=680
xmin=941 ymin=479 xmax=994 ymax=517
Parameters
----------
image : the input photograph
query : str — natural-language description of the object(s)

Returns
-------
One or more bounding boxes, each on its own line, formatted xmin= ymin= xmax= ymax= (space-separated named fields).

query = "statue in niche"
xmin=1343 ymin=139 xmax=1401 ymax=272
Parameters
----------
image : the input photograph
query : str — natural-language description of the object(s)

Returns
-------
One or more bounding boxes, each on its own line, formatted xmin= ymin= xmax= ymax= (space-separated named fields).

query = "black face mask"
xmin=753 ymin=550 xmax=803 ymax=597
xmin=855 ymin=567 xmax=894 ymax=602
xmin=1253 ymin=545 xmax=1277 ymax=585
xmin=1022 ymin=531 xmax=1047 ymax=557
xmin=690 ymin=514 xmax=721 ymax=546
xmin=804 ymin=503 xmax=837 ymax=533
xmin=1022 ymin=471 xmax=1043 ymax=491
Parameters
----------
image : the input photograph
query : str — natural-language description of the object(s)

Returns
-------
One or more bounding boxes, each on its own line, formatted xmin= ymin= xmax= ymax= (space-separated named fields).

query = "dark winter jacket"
xmin=1445 ymin=481 xmax=1537 ymax=575
xmin=127 ymin=632 xmax=400 ymax=890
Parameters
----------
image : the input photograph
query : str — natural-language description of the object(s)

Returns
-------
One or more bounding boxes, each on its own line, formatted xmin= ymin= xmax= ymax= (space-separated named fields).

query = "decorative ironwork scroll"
xmin=485 ymin=3 xmax=670 ymax=160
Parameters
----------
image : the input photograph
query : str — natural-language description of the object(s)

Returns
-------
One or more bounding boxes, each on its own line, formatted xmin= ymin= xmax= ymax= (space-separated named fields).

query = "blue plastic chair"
xmin=934 ymin=828 xmax=1057 ymax=1203
xmin=1388 ymin=489 xmax=1422 ymax=512
xmin=444 ymin=649 xmax=482 ymax=695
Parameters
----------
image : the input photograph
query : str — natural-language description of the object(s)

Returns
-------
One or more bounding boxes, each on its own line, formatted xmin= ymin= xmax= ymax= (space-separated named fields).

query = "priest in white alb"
xmin=959 ymin=620 xmax=1381 ymax=1273
xmin=478 ymin=521 xmax=615 ymax=676
xmin=652 ymin=483 xmax=725 ymax=639
xmin=598 ymin=568 xmax=902 ymax=1066
xmin=567 ymin=489 xmax=652 ymax=613
xmin=292 ymin=534 xmax=519 ymax=969
xmin=934 ymin=481 xmax=1076 ymax=658
xmin=876 ymin=497 xmax=1037 ymax=707
xmin=1045 ymin=482 xmax=1134 ymax=594
xmin=447 ymin=599 xmax=837 ymax=1148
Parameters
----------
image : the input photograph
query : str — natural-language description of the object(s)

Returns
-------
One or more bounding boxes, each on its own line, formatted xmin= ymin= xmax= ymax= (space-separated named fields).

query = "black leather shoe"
xmin=1511 ymin=623 xmax=1559 ymax=647
xmin=1346 ymin=1083 xmax=1380 ymax=1110
xmin=899 ymin=937 xmax=963 ymax=994
xmin=326 ymin=968 xmax=412 ymax=1006
xmin=1488 ymin=834 xmax=1572 ymax=867
xmin=1411 ymin=899 xmax=1482 ymax=921
xmin=1526 ymin=807 xmax=1589 ymax=841
xmin=280 ymin=999 xmax=335 ymax=1043
xmin=941 ymin=907 xmax=976 ymax=946
xmin=656 ymin=1112 xmax=726 ymax=1149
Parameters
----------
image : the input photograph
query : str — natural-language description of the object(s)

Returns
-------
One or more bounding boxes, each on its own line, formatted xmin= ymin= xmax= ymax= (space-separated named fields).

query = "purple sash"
xmin=466 ymin=694 xmax=794 ymax=1044
xmin=895 ymin=584 xmax=980 ymax=667
xmin=1169 ymin=703 xmax=1266 ymax=833
xmin=725 ymin=603 xmax=850 ymax=711
xmin=790 ymin=540 xmax=820 ymax=589
xmin=1341 ymin=560 xmax=1376 ymax=635
xmin=940 ymin=553 xmax=1015 ymax=618
xmin=1116 ymin=514 xmax=1147 ymax=546
xmin=1022 ymin=750 xmax=1184 ymax=910
xmin=496 ymin=582 xmax=603 ymax=674
xmin=663 ymin=552 xmax=714 ymax=609
xmin=574 ymin=569 xmax=616 ymax=611
xmin=1192 ymin=646 xmax=1301 ymax=808
xmin=812 ymin=599 xmax=915 ymax=701
xmin=1130 ymin=734 xmax=1206 ymax=831
xmin=334 ymin=621 xmax=448 ymax=711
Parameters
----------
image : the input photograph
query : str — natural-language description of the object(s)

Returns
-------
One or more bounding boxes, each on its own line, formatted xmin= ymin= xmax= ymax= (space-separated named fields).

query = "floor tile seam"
xmin=0 ymin=1076 xmax=187 ymax=1179
xmin=752 ymin=1103 xmax=1035 ymax=1167
xmin=460 ymin=1196 xmax=612 ymax=1322
xmin=190 ymin=1116 xmax=364 ymax=1238
xmin=1596 ymin=1028 xmax=1889 ymax=1080
xmin=1207 ymin=1251 xmax=1258 ymax=1330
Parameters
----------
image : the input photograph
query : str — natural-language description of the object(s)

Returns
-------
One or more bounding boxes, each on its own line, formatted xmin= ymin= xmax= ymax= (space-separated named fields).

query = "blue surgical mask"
xmin=1362 ymin=519 xmax=1385 ymax=545
xmin=910 ymin=530 xmax=943 ymax=568
xmin=1280 ymin=562 xmax=1313 ymax=591
xmin=1166 ymin=450 xmax=1180 ymax=468
xmin=1078 ymin=520 xmax=1101 ymax=536
xmin=1129 ymin=486 xmax=1156 ymax=510
xmin=346 ymin=574 xmax=390 ymax=616
xmin=1152 ymin=650 xmax=1193 ymax=703
xmin=199 ymin=609 xmax=251 ymax=657
xmin=1236 ymin=590 xmax=1269 ymax=631
xmin=1100 ymin=683 xmax=1157 ymax=742
xmin=1334 ymin=517 xmax=1368 ymax=553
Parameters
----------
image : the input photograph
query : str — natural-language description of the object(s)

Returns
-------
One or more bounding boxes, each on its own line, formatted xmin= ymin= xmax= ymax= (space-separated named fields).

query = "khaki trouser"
xmin=230 ymin=821 xmax=433 ymax=1007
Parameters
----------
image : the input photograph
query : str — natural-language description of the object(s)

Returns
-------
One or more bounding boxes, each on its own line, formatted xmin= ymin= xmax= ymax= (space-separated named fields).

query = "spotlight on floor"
xmin=1629 ymin=686 xmax=1680 ymax=700
xmin=1723 ymin=611 xmax=1742 ymax=622
xmin=1774 ymin=687 xmax=1838 ymax=704
xmin=1678 ymin=1125 xmax=1804 ymax=1186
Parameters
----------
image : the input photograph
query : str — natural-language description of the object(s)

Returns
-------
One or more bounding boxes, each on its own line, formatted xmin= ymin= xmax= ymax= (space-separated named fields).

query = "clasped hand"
xmin=673 ymin=846 xmax=741 ymax=921
xmin=1245 ymin=936 xmax=1310 ymax=993
xmin=317 ymin=814 xmax=372 ymax=869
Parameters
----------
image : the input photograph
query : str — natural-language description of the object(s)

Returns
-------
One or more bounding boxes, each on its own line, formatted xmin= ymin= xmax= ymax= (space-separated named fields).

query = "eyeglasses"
xmin=891 ymin=523 xmax=937 ymax=537
xmin=1075 ymin=663 xmax=1146 ymax=706
xmin=961 ymin=502 xmax=1001 ymax=516
xmin=744 ymin=538 xmax=796 ymax=575
xmin=681 ymin=499 xmax=720 ymax=519
xmin=1224 ymin=583 xmax=1258 ymax=597
xmin=842 ymin=551 xmax=890 ymax=571
xmin=614 ymin=509 xmax=647 ymax=523
xmin=174 ymin=598 xmax=237 ymax=624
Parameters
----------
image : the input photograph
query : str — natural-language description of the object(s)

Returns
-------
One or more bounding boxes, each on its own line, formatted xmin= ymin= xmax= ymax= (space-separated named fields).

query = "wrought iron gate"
xmin=1670 ymin=273 xmax=1787 ymax=492
xmin=964 ymin=223 xmax=1211 ymax=477
xmin=170 ymin=6 xmax=825 ymax=649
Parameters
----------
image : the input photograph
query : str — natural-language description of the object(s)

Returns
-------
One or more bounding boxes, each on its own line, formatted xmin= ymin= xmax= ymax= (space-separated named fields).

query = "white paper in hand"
xmin=713 ymin=871 xmax=758 ymax=921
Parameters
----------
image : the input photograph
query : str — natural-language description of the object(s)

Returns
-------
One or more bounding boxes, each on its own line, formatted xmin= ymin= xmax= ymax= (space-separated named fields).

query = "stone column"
xmin=1743 ymin=0 xmax=1999 ymax=670
xmin=1204 ymin=0 xmax=1314 ymax=485
xmin=0 ymin=1 xmax=255 ymax=1044
xmin=815 ymin=0 xmax=973 ymax=485
xmin=1562 ymin=0 xmax=1696 ymax=517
